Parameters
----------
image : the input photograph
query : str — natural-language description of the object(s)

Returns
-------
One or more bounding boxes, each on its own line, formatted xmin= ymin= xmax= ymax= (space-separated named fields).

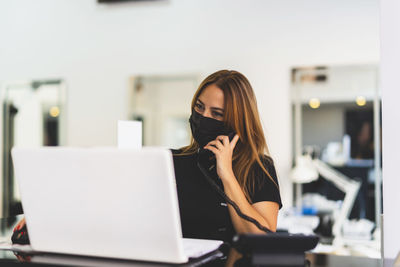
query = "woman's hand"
xmin=13 ymin=217 xmax=26 ymax=232
xmin=204 ymin=134 xmax=239 ymax=181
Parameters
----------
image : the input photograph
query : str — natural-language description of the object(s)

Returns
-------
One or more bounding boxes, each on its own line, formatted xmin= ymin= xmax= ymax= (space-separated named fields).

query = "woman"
xmin=172 ymin=70 xmax=282 ymax=242
xmin=13 ymin=70 xmax=282 ymax=245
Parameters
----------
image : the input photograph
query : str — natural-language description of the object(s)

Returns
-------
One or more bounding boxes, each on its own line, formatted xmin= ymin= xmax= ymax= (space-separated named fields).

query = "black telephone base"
xmin=232 ymin=233 xmax=319 ymax=267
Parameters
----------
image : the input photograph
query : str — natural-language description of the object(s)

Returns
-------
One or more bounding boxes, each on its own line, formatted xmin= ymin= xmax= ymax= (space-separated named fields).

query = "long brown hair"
xmin=180 ymin=70 xmax=278 ymax=203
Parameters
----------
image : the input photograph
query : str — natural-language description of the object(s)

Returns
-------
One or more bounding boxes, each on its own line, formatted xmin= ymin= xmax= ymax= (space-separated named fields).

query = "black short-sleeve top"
xmin=171 ymin=149 xmax=282 ymax=242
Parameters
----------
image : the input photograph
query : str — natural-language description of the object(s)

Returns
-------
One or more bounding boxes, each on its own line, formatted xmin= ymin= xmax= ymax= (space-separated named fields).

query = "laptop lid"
xmin=11 ymin=147 xmax=188 ymax=263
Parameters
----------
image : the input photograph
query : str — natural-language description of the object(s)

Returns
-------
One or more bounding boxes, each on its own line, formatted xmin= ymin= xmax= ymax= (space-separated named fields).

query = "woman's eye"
xmin=213 ymin=111 xmax=223 ymax=118
xmin=195 ymin=103 xmax=204 ymax=110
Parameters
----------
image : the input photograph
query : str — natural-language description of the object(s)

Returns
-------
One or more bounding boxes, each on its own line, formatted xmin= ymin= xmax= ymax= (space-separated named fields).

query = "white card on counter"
xmin=118 ymin=120 xmax=142 ymax=149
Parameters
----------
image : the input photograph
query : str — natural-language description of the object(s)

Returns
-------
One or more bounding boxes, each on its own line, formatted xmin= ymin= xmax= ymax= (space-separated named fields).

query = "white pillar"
xmin=381 ymin=0 xmax=400 ymax=259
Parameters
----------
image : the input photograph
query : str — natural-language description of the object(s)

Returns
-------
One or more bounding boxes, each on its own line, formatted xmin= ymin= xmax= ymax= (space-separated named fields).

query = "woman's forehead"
xmin=198 ymin=84 xmax=224 ymax=108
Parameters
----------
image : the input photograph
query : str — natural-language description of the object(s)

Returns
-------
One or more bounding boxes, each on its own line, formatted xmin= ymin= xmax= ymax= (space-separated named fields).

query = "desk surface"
xmin=0 ymin=216 xmax=387 ymax=267
xmin=0 ymin=247 xmax=388 ymax=267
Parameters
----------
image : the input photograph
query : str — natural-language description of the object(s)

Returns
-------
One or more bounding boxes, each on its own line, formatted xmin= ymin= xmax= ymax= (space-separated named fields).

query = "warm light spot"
xmin=49 ymin=106 xmax=60 ymax=117
xmin=309 ymin=98 xmax=320 ymax=109
xmin=356 ymin=96 xmax=366 ymax=106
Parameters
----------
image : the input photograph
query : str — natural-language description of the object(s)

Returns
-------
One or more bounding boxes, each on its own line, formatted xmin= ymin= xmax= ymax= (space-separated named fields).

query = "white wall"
xmin=381 ymin=0 xmax=400 ymax=260
xmin=0 ymin=0 xmax=380 ymax=207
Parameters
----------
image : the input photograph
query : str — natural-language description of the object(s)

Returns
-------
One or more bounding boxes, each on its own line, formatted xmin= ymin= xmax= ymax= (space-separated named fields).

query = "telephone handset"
xmin=196 ymin=133 xmax=273 ymax=234
xmin=197 ymin=132 xmax=236 ymax=176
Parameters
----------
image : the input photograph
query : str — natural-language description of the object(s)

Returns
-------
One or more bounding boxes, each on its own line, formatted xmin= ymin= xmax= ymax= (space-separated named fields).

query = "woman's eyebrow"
xmin=197 ymin=99 xmax=224 ymax=111
xmin=196 ymin=99 xmax=204 ymax=105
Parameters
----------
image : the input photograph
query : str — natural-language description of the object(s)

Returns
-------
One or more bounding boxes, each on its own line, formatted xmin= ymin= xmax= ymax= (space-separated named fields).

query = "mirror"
xmin=128 ymin=74 xmax=199 ymax=149
xmin=290 ymin=65 xmax=381 ymax=256
xmin=0 ymin=79 xmax=67 ymax=219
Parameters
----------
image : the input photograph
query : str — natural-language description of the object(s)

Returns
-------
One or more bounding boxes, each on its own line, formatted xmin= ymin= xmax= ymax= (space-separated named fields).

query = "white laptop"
xmin=11 ymin=147 xmax=223 ymax=264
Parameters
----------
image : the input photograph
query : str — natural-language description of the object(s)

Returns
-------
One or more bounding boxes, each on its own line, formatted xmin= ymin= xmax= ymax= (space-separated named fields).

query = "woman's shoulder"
xmin=170 ymin=148 xmax=182 ymax=155
xmin=250 ymin=154 xmax=282 ymax=208
xmin=170 ymin=148 xmax=197 ymax=162
xmin=253 ymin=155 xmax=277 ymax=178
xmin=250 ymin=154 xmax=280 ymax=191
xmin=259 ymin=154 xmax=274 ymax=167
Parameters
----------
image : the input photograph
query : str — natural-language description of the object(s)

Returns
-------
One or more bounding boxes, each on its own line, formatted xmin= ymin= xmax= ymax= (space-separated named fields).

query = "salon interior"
xmin=0 ymin=0 xmax=399 ymax=266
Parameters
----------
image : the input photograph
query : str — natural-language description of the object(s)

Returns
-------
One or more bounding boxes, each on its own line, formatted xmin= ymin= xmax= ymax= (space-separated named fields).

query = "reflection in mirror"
xmin=1 ymin=80 xmax=67 ymax=220
xmin=290 ymin=65 xmax=381 ymax=257
xmin=128 ymin=75 xmax=198 ymax=148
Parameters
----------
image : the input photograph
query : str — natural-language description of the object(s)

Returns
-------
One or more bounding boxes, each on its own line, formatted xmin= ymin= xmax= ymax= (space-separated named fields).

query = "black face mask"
xmin=189 ymin=110 xmax=231 ymax=148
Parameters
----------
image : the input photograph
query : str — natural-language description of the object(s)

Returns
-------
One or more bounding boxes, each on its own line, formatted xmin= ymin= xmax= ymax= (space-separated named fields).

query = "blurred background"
xmin=0 ymin=0 xmax=381 ymax=259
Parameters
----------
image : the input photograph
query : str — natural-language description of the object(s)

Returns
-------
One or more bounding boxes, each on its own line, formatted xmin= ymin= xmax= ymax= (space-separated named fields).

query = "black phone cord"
xmin=197 ymin=161 xmax=273 ymax=234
